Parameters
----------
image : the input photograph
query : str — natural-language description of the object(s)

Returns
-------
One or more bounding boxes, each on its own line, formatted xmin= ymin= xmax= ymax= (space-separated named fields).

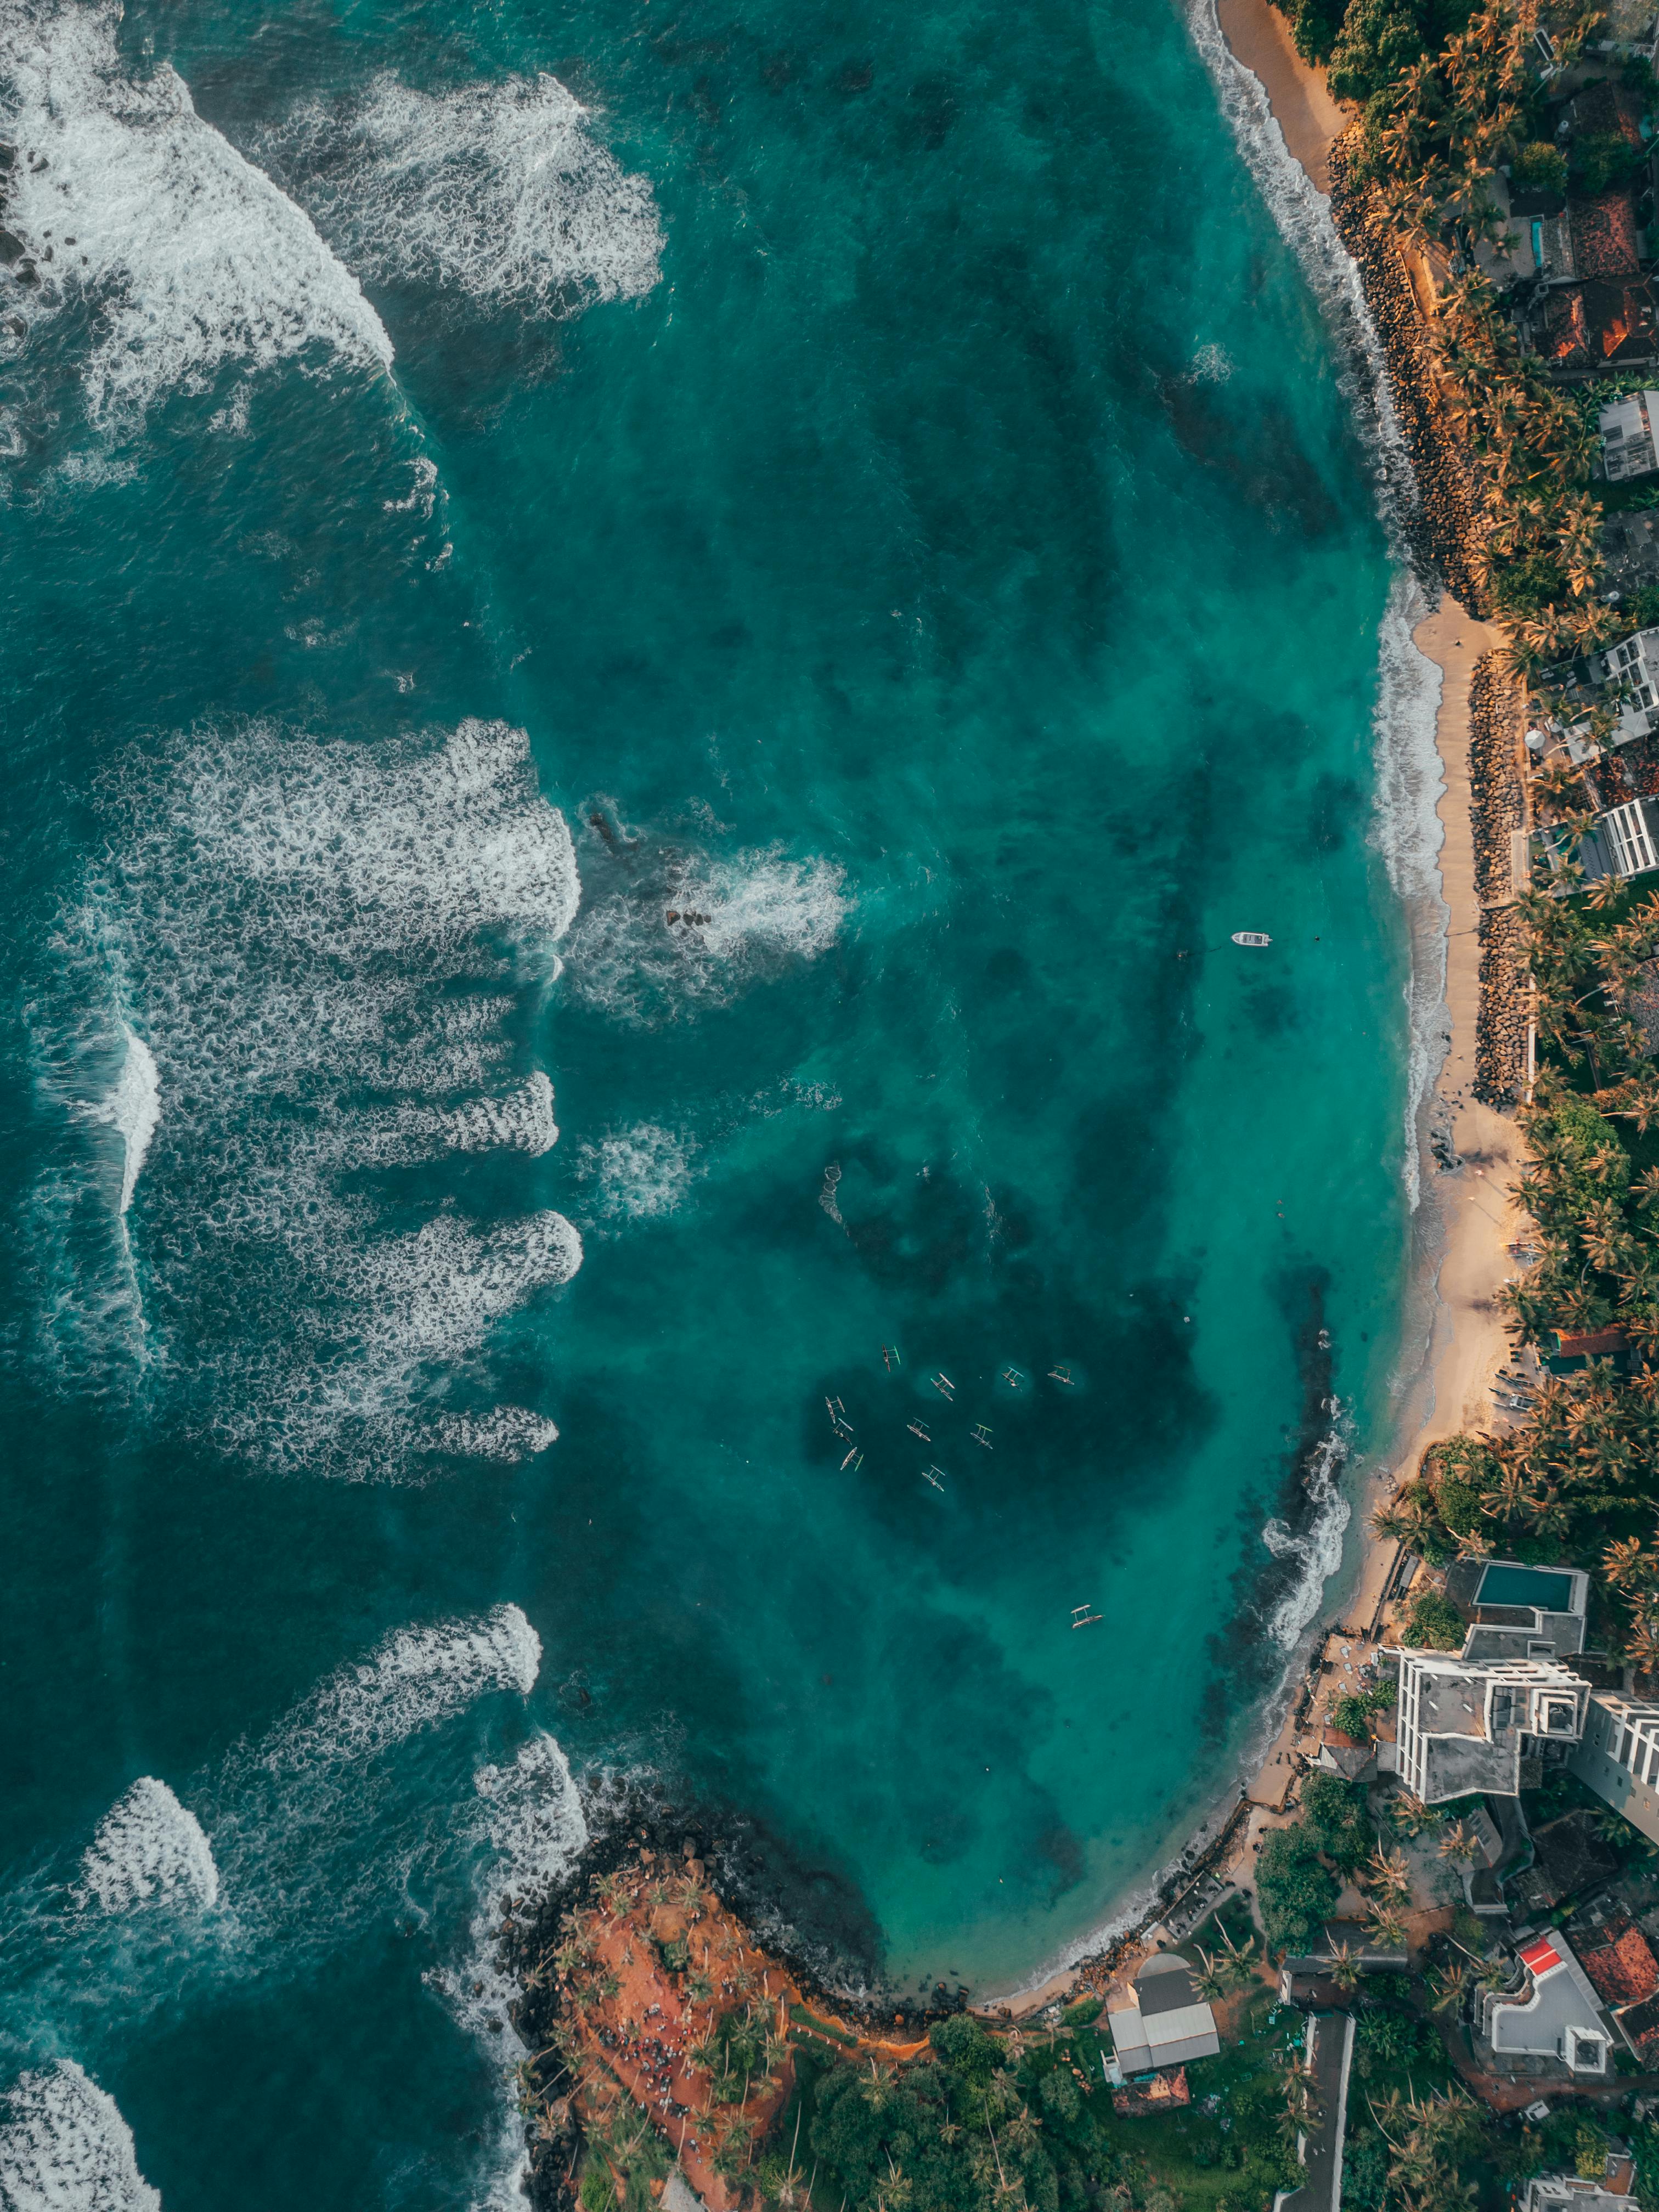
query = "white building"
xmin=1600 ymin=390 xmax=1659 ymax=482
xmin=1479 ymin=1931 xmax=1618 ymax=2079
xmin=1521 ymin=2166 xmax=1638 ymax=2212
xmin=1573 ymin=1691 xmax=1659 ymax=1847
xmin=1107 ymin=1951 xmax=1220 ymax=2076
xmin=1538 ymin=798 xmax=1659 ymax=886
xmin=1395 ymin=1651 xmax=1589 ymax=1803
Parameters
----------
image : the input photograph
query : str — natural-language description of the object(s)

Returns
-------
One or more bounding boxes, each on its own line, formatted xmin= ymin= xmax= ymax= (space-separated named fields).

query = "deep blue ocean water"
xmin=0 ymin=0 xmax=1422 ymax=2198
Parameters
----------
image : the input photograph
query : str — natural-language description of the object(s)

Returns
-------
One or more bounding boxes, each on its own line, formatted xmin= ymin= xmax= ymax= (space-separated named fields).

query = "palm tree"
xmin=1429 ymin=1962 xmax=1469 ymax=2015
xmin=1438 ymin=1820 xmax=1480 ymax=1866
xmin=1192 ymin=1948 xmax=1229 ymax=2005
xmin=1365 ymin=1843 xmax=1413 ymax=1904
xmin=1328 ymin=1941 xmax=1362 ymax=1994
xmin=1365 ymin=1905 xmax=1409 ymax=1954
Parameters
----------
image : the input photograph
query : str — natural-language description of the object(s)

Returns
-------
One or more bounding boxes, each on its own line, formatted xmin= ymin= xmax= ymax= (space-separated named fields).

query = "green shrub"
xmin=1511 ymin=139 xmax=1568 ymax=192
xmin=1329 ymin=1691 xmax=1376 ymax=1738
xmin=1257 ymin=1822 xmax=1340 ymax=1953
xmin=1572 ymin=129 xmax=1644 ymax=195
xmin=1402 ymin=1588 xmax=1466 ymax=1651
xmin=1060 ymin=1993 xmax=1101 ymax=2027
xmin=1357 ymin=2006 xmax=1434 ymax=2066
xmin=1302 ymin=1771 xmax=1374 ymax=1869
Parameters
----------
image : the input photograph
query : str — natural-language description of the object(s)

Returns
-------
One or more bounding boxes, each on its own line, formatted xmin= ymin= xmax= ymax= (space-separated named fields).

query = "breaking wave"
xmin=565 ymin=843 xmax=848 ymax=1026
xmin=253 ymin=1605 xmax=541 ymax=1779
xmin=80 ymin=1776 xmax=218 ymax=1913
xmin=0 ymin=2062 xmax=160 ymax=2211
xmin=25 ymin=720 xmax=579 ymax=1473
xmin=90 ymin=1022 xmax=157 ymax=1218
xmin=0 ymin=0 xmax=394 ymax=425
xmin=259 ymin=69 xmax=662 ymax=315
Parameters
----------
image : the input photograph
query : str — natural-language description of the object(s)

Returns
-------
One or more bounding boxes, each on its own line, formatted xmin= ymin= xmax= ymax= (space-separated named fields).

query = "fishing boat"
xmin=1231 ymin=930 xmax=1272 ymax=947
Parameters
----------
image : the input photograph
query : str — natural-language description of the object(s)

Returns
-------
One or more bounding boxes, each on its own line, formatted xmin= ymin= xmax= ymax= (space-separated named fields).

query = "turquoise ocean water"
xmin=0 ymin=0 xmax=1424 ymax=2198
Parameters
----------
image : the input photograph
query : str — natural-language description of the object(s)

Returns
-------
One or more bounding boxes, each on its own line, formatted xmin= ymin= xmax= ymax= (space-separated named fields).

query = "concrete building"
xmin=1600 ymin=389 xmax=1659 ymax=481
xmin=1573 ymin=1692 xmax=1659 ymax=1847
xmin=1395 ymin=1650 xmax=1589 ymax=1803
xmin=1478 ymin=1931 xmax=1620 ymax=2081
xmin=1107 ymin=1951 xmax=1219 ymax=2076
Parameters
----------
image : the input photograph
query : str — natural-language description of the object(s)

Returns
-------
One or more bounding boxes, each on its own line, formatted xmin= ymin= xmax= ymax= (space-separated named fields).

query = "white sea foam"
xmin=577 ymin=1121 xmax=696 ymax=1221
xmin=566 ymin=847 xmax=848 ymax=1025
xmin=29 ymin=719 xmax=580 ymax=1472
xmin=360 ymin=1071 xmax=559 ymax=1165
xmin=1188 ymin=342 xmax=1233 ymax=383
xmin=0 ymin=0 xmax=394 ymax=424
xmin=433 ymin=1407 xmax=559 ymax=1460
xmin=80 ymin=1777 xmax=218 ymax=1913
xmin=257 ymin=1605 xmax=541 ymax=1781
xmin=1367 ymin=573 xmax=1448 ymax=1214
xmin=87 ymin=1022 xmax=159 ymax=1217
xmin=1260 ymin=1425 xmax=1354 ymax=1650
xmin=266 ymin=71 xmax=662 ymax=314
xmin=0 ymin=2062 xmax=161 ymax=2212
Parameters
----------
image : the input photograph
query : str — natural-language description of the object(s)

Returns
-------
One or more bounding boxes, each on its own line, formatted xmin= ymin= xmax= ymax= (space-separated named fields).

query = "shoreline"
xmin=977 ymin=0 xmax=1526 ymax=2016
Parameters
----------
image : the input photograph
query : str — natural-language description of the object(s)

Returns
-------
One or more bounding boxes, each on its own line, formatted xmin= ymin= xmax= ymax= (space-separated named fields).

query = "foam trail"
xmin=0 ymin=0 xmax=394 ymax=425
xmin=433 ymin=1408 xmax=559 ymax=1460
xmin=359 ymin=1071 xmax=558 ymax=1165
xmin=265 ymin=71 xmax=662 ymax=313
xmin=87 ymin=1023 xmax=159 ymax=1217
xmin=0 ymin=2061 xmax=161 ymax=2211
xmin=80 ymin=1778 xmax=218 ymax=1913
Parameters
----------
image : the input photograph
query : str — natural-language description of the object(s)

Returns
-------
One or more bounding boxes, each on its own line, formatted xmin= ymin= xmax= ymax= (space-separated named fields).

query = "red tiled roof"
xmin=1570 ymin=191 xmax=1642 ymax=283
xmin=1521 ymin=1934 xmax=1564 ymax=1976
xmin=1581 ymin=1922 xmax=1659 ymax=2008
xmin=1322 ymin=1728 xmax=1365 ymax=1749
xmin=1555 ymin=1324 xmax=1629 ymax=1356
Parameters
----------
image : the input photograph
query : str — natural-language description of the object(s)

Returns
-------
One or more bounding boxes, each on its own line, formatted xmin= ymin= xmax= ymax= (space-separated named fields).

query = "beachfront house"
xmin=1600 ymin=389 xmax=1659 ymax=480
xmin=1394 ymin=1650 xmax=1589 ymax=1803
xmin=1105 ymin=1951 xmax=1219 ymax=2079
xmin=1440 ymin=1556 xmax=1589 ymax=1663
xmin=1477 ymin=1929 xmax=1624 ymax=2081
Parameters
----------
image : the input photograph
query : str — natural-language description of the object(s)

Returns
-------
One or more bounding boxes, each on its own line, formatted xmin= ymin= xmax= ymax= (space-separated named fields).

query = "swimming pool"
xmin=1478 ymin=1564 xmax=1576 ymax=1613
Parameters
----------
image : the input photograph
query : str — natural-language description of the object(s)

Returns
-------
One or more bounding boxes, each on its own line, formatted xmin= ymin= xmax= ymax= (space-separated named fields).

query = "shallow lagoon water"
xmin=0 ymin=0 xmax=1416 ymax=2198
